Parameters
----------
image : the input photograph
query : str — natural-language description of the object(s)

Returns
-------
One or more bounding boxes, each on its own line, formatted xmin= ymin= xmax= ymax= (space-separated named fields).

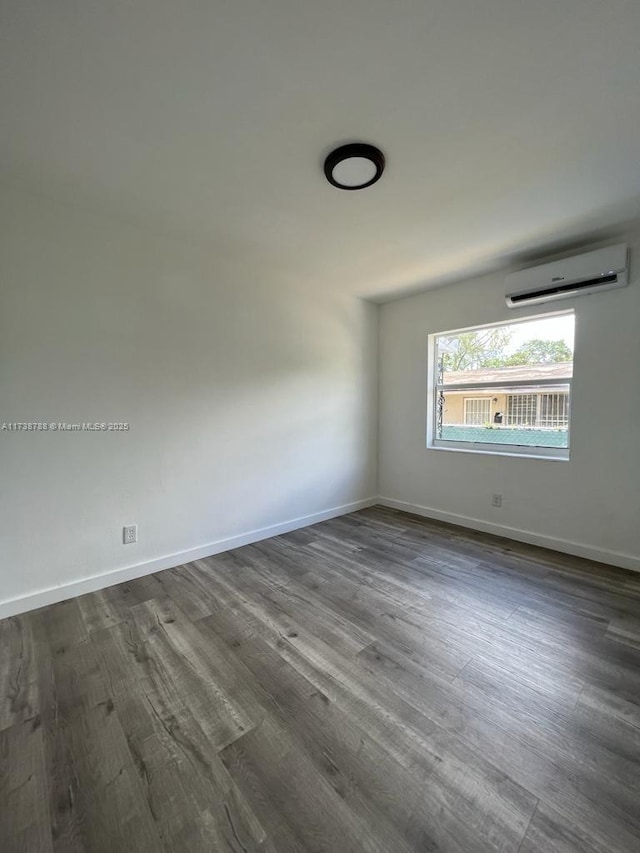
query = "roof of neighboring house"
xmin=443 ymin=362 xmax=572 ymax=385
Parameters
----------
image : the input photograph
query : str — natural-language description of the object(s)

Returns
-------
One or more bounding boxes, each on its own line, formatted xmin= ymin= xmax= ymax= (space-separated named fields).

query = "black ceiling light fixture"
xmin=324 ymin=142 xmax=385 ymax=190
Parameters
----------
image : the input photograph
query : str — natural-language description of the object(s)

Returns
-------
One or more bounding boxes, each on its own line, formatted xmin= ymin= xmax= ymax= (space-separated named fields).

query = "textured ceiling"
xmin=2 ymin=0 xmax=640 ymax=299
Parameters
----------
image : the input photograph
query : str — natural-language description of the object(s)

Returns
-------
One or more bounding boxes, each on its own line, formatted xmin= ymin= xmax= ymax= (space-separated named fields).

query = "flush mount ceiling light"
xmin=324 ymin=143 xmax=385 ymax=190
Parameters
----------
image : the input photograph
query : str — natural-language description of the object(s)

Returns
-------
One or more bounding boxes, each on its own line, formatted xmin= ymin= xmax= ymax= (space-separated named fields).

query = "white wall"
xmin=0 ymin=188 xmax=378 ymax=615
xmin=379 ymin=230 xmax=640 ymax=571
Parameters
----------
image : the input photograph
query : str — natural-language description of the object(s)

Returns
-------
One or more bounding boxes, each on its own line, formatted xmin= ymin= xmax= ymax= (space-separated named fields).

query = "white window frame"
xmin=426 ymin=311 xmax=573 ymax=460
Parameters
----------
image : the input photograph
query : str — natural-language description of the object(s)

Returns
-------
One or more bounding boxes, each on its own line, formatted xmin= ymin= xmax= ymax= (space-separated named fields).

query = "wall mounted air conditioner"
xmin=505 ymin=244 xmax=628 ymax=308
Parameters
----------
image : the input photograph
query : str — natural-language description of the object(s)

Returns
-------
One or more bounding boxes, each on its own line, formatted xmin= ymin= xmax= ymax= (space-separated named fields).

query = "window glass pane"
xmin=439 ymin=384 xmax=570 ymax=448
xmin=436 ymin=314 xmax=574 ymax=388
xmin=432 ymin=312 xmax=574 ymax=454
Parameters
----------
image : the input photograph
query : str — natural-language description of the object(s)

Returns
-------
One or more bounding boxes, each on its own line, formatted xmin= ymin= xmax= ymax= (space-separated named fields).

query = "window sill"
xmin=427 ymin=442 xmax=569 ymax=461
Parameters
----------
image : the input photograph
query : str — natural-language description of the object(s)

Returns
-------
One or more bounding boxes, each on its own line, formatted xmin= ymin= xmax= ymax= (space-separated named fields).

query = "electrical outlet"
xmin=491 ymin=493 xmax=503 ymax=508
xmin=123 ymin=524 xmax=137 ymax=544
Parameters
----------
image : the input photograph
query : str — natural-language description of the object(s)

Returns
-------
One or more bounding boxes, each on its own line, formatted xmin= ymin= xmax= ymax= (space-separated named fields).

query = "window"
xmin=464 ymin=398 xmax=491 ymax=425
xmin=506 ymin=394 xmax=537 ymax=426
xmin=428 ymin=312 xmax=574 ymax=458
xmin=506 ymin=391 xmax=570 ymax=428
xmin=539 ymin=392 xmax=569 ymax=428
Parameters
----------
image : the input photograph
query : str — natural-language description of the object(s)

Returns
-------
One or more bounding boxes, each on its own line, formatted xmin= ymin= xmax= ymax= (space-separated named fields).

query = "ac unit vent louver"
xmin=506 ymin=245 xmax=628 ymax=308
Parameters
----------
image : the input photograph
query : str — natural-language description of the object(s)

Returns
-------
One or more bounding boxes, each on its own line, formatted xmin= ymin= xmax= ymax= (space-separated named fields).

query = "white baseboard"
xmin=378 ymin=496 xmax=640 ymax=573
xmin=4 ymin=494 xmax=636 ymax=619
xmin=0 ymin=497 xmax=378 ymax=619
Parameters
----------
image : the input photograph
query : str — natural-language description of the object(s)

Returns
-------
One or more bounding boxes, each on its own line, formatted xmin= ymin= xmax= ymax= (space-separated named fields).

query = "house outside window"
xmin=428 ymin=312 xmax=575 ymax=459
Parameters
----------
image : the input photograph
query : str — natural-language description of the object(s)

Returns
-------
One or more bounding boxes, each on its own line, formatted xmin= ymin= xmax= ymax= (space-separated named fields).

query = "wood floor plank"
xmin=202 ymin=594 xmax=540 ymax=852
xmin=356 ymin=628 xmax=640 ymax=852
xmin=220 ymin=714 xmax=397 ymax=853
xmin=121 ymin=596 xmax=260 ymax=751
xmin=26 ymin=599 xmax=88 ymax=654
xmin=1 ymin=506 xmax=640 ymax=851
xmin=453 ymin=656 xmax=640 ymax=804
xmin=77 ymin=575 xmax=165 ymax=635
xmin=0 ymin=616 xmax=38 ymax=732
xmin=197 ymin=613 xmax=423 ymax=852
xmin=49 ymin=640 xmax=111 ymax=722
xmin=151 ymin=565 xmax=218 ymax=621
xmin=606 ymin=614 xmax=640 ymax=649
xmin=0 ymin=718 xmax=52 ymax=852
xmin=44 ymin=704 xmax=162 ymax=852
xmin=200 ymin=611 xmax=534 ymax=853
xmin=519 ymin=801 xmax=614 ymax=853
xmin=577 ymin=682 xmax=640 ymax=730
xmin=91 ymin=621 xmax=270 ymax=852
xmin=210 ymin=550 xmax=376 ymax=657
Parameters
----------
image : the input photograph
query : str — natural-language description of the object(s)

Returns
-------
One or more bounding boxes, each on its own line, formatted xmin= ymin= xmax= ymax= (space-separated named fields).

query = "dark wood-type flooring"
xmin=2 ymin=506 xmax=640 ymax=852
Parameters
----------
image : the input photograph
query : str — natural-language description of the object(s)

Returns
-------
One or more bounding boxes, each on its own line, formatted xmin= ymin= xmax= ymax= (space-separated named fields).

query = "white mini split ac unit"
xmin=505 ymin=244 xmax=628 ymax=308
